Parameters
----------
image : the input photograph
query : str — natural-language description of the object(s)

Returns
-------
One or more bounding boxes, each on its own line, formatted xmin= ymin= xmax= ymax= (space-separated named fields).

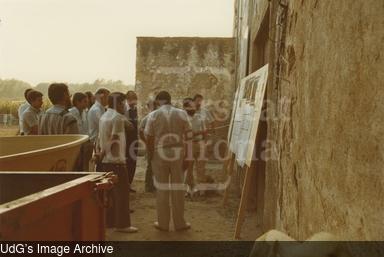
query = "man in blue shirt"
xmin=87 ymin=88 xmax=110 ymax=145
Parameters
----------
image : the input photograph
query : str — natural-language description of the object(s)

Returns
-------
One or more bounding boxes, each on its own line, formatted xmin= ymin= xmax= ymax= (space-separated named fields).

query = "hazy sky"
xmin=0 ymin=0 xmax=234 ymax=85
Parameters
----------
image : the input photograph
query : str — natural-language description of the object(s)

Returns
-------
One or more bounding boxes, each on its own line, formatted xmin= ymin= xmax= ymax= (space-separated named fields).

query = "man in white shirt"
xmin=87 ymin=88 xmax=110 ymax=144
xmin=145 ymin=91 xmax=192 ymax=232
xmin=18 ymin=88 xmax=33 ymax=135
xmin=69 ymin=92 xmax=92 ymax=171
xmin=96 ymin=92 xmax=138 ymax=233
xmin=193 ymin=94 xmax=215 ymax=129
xmin=69 ymin=92 xmax=89 ymax=135
xmin=22 ymin=90 xmax=43 ymax=135
xmin=182 ymin=98 xmax=209 ymax=193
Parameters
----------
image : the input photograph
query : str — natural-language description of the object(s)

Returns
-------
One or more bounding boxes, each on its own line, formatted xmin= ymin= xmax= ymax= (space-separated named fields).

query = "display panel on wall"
xmin=228 ymin=64 xmax=269 ymax=167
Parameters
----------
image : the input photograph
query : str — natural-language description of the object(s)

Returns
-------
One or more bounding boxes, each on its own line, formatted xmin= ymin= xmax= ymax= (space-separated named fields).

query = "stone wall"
xmin=135 ymin=37 xmax=235 ymax=115
xmin=135 ymin=37 xmax=235 ymax=155
xmin=234 ymin=0 xmax=384 ymax=240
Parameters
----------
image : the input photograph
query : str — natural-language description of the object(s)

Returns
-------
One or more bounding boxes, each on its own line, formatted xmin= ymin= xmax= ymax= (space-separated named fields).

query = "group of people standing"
xmin=17 ymin=83 xmax=215 ymax=234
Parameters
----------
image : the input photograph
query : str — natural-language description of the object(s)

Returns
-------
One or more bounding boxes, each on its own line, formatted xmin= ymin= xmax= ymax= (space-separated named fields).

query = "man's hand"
xmin=93 ymin=151 xmax=105 ymax=164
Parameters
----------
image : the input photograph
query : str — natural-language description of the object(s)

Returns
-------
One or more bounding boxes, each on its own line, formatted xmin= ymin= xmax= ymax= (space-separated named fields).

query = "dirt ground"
xmin=106 ymin=157 xmax=239 ymax=241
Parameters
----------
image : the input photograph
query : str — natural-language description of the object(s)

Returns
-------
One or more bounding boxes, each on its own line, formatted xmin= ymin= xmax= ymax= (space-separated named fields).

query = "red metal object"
xmin=0 ymin=172 xmax=116 ymax=241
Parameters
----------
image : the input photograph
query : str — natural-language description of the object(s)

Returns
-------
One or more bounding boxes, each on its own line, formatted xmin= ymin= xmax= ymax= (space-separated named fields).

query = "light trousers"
xmin=185 ymin=141 xmax=207 ymax=188
xmin=152 ymin=147 xmax=187 ymax=230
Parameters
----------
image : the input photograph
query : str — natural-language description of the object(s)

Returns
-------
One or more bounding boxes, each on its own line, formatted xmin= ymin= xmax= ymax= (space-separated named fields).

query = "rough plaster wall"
xmin=135 ymin=38 xmax=235 ymax=156
xmin=136 ymin=37 xmax=235 ymax=115
xmin=273 ymin=0 xmax=384 ymax=240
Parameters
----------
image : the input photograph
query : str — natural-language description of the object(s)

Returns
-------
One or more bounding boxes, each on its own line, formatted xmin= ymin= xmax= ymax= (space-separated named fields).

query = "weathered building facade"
xmin=135 ymin=37 xmax=236 ymax=152
xmin=234 ymin=0 xmax=384 ymax=240
xmin=135 ymin=37 xmax=235 ymax=114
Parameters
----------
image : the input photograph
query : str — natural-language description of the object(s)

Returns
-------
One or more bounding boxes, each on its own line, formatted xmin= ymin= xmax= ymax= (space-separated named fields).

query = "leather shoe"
xmin=154 ymin=222 xmax=169 ymax=231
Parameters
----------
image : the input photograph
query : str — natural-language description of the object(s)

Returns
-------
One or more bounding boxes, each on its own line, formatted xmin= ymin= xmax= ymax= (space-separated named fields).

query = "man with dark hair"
xmin=156 ymin=91 xmax=172 ymax=105
xmin=85 ymin=91 xmax=95 ymax=110
xmin=182 ymin=97 xmax=194 ymax=109
xmin=21 ymin=90 xmax=43 ymax=135
xmin=69 ymin=92 xmax=88 ymax=135
xmin=124 ymin=90 xmax=139 ymax=192
xmin=192 ymin=94 xmax=203 ymax=102
xmin=38 ymin=83 xmax=79 ymax=135
xmin=24 ymin=89 xmax=33 ymax=100
xmin=144 ymin=90 xmax=192 ymax=231
xmin=97 ymin=92 xmax=138 ymax=233
xmin=88 ymin=88 xmax=110 ymax=144
xmin=18 ymin=88 xmax=33 ymax=135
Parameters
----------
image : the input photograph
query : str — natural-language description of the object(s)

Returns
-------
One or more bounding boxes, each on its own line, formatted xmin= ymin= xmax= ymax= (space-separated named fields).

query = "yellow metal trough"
xmin=0 ymin=135 xmax=89 ymax=171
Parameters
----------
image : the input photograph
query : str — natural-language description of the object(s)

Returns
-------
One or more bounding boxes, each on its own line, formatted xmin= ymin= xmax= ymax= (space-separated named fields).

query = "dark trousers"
xmin=74 ymin=140 xmax=93 ymax=171
xmin=126 ymin=139 xmax=138 ymax=184
xmin=126 ymin=158 xmax=137 ymax=184
xmin=145 ymin=153 xmax=155 ymax=192
xmin=96 ymin=163 xmax=131 ymax=228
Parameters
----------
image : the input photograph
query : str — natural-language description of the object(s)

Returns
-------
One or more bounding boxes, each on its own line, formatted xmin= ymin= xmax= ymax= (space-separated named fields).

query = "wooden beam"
xmin=234 ymin=165 xmax=253 ymax=239
xmin=222 ymin=152 xmax=236 ymax=206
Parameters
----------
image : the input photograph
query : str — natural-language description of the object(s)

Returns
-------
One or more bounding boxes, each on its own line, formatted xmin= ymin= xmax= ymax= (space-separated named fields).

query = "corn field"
xmin=0 ymin=98 xmax=52 ymax=118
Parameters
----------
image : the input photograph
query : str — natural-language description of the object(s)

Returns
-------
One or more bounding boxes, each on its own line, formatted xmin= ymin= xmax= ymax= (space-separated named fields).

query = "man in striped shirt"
xmin=21 ymin=90 xmax=44 ymax=135
xmin=38 ymin=83 xmax=79 ymax=135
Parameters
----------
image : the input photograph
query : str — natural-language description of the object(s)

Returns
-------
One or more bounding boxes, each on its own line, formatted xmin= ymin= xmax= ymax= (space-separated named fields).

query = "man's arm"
xmin=104 ymin=117 xmax=126 ymax=161
xmin=202 ymin=121 xmax=208 ymax=141
xmin=93 ymin=122 xmax=103 ymax=163
xmin=138 ymin=116 xmax=148 ymax=143
xmin=87 ymin=109 xmax=99 ymax=138
xmin=110 ymin=134 xmax=121 ymax=158
xmin=204 ymin=108 xmax=215 ymax=130
xmin=144 ymin=114 xmax=155 ymax=157
xmin=188 ymin=128 xmax=212 ymax=138
xmin=94 ymin=116 xmax=127 ymax=162
xmin=87 ymin=110 xmax=93 ymax=135
xmin=124 ymin=118 xmax=134 ymax=133
xmin=23 ymin=112 xmax=39 ymax=135
xmin=65 ymin=115 xmax=80 ymax=134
